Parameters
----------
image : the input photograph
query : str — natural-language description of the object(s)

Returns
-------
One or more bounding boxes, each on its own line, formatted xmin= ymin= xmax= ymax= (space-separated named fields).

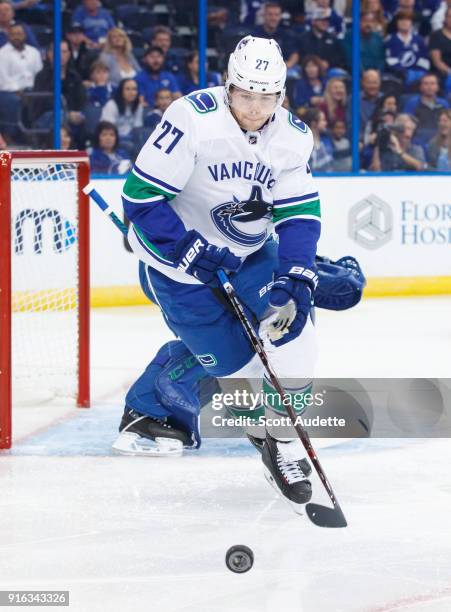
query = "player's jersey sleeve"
xmin=122 ymin=98 xmax=196 ymax=258
xmin=271 ymin=119 xmax=321 ymax=271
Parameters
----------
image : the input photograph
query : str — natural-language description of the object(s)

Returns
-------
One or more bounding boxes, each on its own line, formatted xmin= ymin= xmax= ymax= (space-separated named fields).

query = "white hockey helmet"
xmin=225 ymin=36 xmax=286 ymax=100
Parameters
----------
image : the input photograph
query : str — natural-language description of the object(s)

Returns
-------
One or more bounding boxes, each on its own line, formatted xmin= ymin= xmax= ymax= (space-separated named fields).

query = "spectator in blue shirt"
xmin=149 ymin=26 xmax=182 ymax=75
xmin=89 ymin=120 xmax=131 ymax=174
xmin=385 ymin=10 xmax=430 ymax=84
xmin=252 ymin=3 xmax=299 ymax=76
xmin=351 ymin=69 xmax=384 ymax=133
xmin=348 ymin=70 xmax=386 ymax=163
xmin=86 ymin=60 xmax=114 ymax=108
xmin=176 ymin=51 xmax=221 ymax=95
xmin=71 ymin=0 xmax=115 ymax=48
xmin=291 ymin=55 xmax=325 ymax=110
xmin=403 ymin=72 xmax=448 ymax=143
xmin=0 ymin=0 xmax=37 ymax=48
xmin=343 ymin=11 xmax=385 ymax=72
xmin=135 ymin=46 xmax=181 ymax=108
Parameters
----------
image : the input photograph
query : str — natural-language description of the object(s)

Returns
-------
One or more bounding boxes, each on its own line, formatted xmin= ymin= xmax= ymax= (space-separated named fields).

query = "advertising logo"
xmin=401 ymin=200 xmax=451 ymax=245
xmin=348 ymin=194 xmax=393 ymax=250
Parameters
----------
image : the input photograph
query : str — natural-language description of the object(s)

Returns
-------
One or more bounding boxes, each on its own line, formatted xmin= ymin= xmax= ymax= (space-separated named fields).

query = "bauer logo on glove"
xmin=170 ymin=229 xmax=242 ymax=287
xmin=288 ymin=265 xmax=319 ymax=289
xmin=176 ymin=237 xmax=205 ymax=273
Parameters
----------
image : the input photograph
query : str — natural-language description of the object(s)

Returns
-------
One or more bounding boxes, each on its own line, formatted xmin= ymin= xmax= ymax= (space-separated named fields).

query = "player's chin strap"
xmin=215 ymin=268 xmax=347 ymax=529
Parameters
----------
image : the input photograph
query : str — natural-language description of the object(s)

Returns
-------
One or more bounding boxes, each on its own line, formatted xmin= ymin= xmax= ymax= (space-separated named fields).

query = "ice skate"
xmin=262 ymin=433 xmax=312 ymax=512
xmin=113 ymin=407 xmax=192 ymax=457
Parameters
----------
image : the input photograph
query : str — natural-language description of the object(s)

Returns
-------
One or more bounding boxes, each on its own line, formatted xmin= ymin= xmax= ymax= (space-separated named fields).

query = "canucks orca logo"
xmin=211 ymin=185 xmax=273 ymax=247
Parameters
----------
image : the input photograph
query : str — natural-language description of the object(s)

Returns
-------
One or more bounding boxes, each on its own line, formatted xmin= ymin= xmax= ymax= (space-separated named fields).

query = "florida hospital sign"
xmin=349 ymin=194 xmax=451 ymax=248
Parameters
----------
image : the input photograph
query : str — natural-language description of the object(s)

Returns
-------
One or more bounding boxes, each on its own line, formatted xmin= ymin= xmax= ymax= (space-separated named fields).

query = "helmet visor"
xmin=229 ymin=87 xmax=280 ymax=115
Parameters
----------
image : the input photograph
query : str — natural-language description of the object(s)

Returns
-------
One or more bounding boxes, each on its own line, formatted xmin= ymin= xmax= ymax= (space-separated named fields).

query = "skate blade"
xmin=112 ymin=432 xmax=183 ymax=457
xmin=263 ymin=467 xmax=304 ymax=516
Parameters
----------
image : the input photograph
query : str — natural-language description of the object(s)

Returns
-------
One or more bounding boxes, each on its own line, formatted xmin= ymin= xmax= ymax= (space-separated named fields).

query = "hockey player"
xmin=114 ymin=36 xmax=352 ymax=511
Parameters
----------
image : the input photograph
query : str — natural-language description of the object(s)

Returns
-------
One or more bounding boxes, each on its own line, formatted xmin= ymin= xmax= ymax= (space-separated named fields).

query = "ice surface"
xmin=1 ymin=297 xmax=451 ymax=612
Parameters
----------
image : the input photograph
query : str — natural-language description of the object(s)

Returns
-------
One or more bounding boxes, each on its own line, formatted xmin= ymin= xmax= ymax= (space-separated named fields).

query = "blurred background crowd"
xmin=1 ymin=0 xmax=451 ymax=174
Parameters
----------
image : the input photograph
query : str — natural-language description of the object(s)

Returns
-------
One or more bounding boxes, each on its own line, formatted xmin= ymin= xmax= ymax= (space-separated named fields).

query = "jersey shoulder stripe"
xmin=124 ymin=170 xmax=176 ymax=202
xmin=273 ymin=192 xmax=319 ymax=207
xmin=273 ymin=199 xmax=321 ymax=225
xmin=132 ymin=164 xmax=181 ymax=196
xmin=273 ymin=215 xmax=321 ymax=228
xmin=121 ymin=191 xmax=166 ymax=205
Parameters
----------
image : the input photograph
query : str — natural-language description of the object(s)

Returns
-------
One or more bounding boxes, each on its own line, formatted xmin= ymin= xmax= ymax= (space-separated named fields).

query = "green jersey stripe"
xmin=272 ymin=199 xmax=321 ymax=223
xmin=273 ymin=214 xmax=322 ymax=228
xmin=124 ymin=170 xmax=177 ymax=201
xmin=273 ymin=196 xmax=319 ymax=209
xmin=121 ymin=191 xmax=166 ymax=204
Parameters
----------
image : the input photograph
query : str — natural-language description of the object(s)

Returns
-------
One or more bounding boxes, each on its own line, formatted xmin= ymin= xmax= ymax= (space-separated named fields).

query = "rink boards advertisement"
xmin=88 ymin=175 xmax=451 ymax=304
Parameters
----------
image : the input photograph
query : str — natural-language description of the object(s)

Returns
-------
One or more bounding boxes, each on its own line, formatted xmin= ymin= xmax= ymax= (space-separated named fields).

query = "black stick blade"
xmin=306 ymin=503 xmax=348 ymax=528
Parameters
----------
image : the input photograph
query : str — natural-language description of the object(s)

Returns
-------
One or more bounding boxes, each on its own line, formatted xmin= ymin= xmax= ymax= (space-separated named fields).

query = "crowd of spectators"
xmin=1 ymin=0 xmax=451 ymax=173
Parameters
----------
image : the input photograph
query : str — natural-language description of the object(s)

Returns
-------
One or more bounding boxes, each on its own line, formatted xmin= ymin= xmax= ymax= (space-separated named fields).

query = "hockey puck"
xmin=225 ymin=545 xmax=254 ymax=573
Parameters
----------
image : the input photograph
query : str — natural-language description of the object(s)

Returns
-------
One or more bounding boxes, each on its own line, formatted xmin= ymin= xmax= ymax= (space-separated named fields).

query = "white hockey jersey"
xmin=123 ymin=86 xmax=321 ymax=283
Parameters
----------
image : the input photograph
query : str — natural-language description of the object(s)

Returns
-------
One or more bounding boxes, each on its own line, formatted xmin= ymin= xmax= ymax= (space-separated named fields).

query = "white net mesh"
xmin=11 ymin=162 xmax=80 ymax=404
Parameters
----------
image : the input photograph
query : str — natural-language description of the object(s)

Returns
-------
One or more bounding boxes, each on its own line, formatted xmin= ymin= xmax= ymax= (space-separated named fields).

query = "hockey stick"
xmin=84 ymin=183 xmax=347 ymax=527
xmin=82 ymin=183 xmax=129 ymax=235
xmin=216 ymin=269 xmax=347 ymax=529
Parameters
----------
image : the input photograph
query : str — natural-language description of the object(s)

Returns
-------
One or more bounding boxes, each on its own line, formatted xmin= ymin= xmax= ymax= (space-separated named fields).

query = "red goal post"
xmin=0 ymin=151 xmax=90 ymax=450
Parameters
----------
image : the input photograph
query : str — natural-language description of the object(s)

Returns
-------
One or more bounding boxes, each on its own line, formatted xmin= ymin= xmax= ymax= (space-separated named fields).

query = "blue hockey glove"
xmin=268 ymin=265 xmax=318 ymax=347
xmin=314 ymin=255 xmax=366 ymax=310
xmin=170 ymin=229 xmax=242 ymax=286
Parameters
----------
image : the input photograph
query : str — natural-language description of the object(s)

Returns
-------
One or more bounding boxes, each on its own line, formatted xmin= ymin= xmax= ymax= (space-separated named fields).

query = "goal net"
xmin=0 ymin=151 xmax=90 ymax=449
